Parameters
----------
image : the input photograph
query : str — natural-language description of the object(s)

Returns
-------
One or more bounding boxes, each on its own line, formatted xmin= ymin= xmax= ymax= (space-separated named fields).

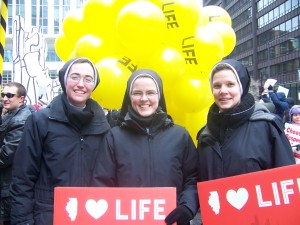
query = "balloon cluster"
xmin=55 ymin=0 xmax=236 ymax=139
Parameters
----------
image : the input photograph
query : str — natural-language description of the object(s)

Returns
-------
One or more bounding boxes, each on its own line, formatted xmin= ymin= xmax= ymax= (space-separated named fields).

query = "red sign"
xmin=197 ymin=164 xmax=300 ymax=225
xmin=54 ymin=187 xmax=176 ymax=225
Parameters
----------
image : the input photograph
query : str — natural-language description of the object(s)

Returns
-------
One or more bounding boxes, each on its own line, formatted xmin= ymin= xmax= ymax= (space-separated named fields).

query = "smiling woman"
xmin=93 ymin=68 xmax=199 ymax=225
xmin=197 ymin=59 xmax=295 ymax=185
xmin=10 ymin=57 xmax=111 ymax=225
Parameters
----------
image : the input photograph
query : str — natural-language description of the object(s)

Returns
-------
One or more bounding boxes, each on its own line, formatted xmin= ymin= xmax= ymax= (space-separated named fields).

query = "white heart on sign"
xmin=226 ymin=188 xmax=249 ymax=210
xmin=85 ymin=199 xmax=108 ymax=219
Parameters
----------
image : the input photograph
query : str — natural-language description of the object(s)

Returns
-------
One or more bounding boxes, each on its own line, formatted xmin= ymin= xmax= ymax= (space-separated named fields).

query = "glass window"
xmin=286 ymin=20 xmax=292 ymax=32
xmin=279 ymin=23 xmax=285 ymax=34
xmin=48 ymin=70 xmax=58 ymax=79
xmin=292 ymin=0 xmax=298 ymax=9
xmin=291 ymin=16 xmax=299 ymax=31
xmin=279 ymin=4 xmax=285 ymax=17
xmin=257 ymin=0 xmax=263 ymax=12
xmin=3 ymin=50 xmax=12 ymax=62
xmin=263 ymin=14 xmax=268 ymax=26
xmin=2 ymin=71 xmax=12 ymax=85
xmin=285 ymin=0 xmax=292 ymax=13
xmin=274 ymin=7 xmax=279 ymax=20
xmin=268 ymin=10 xmax=274 ymax=23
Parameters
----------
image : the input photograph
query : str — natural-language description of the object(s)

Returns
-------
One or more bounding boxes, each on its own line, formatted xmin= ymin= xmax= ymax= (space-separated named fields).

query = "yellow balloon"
xmin=54 ymin=34 xmax=76 ymax=62
xmin=206 ymin=21 xmax=236 ymax=57
xmin=137 ymin=45 xmax=186 ymax=85
xmin=73 ymin=34 xmax=121 ymax=64
xmin=92 ymin=55 xmax=138 ymax=109
xmin=116 ymin=1 xmax=166 ymax=53
xmin=185 ymin=109 xmax=210 ymax=144
xmin=157 ymin=0 xmax=201 ymax=48
xmin=83 ymin=0 xmax=128 ymax=37
xmin=62 ymin=8 xmax=86 ymax=42
xmin=199 ymin=6 xmax=232 ymax=26
xmin=182 ymin=26 xmax=224 ymax=79
xmin=171 ymin=77 xmax=213 ymax=113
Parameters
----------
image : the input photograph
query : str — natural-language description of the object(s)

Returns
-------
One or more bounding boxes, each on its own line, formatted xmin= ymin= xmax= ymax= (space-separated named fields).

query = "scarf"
xmin=126 ymin=106 xmax=168 ymax=133
xmin=207 ymin=93 xmax=255 ymax=143
xmin=62 ymin=94 xmax=94 ymax=131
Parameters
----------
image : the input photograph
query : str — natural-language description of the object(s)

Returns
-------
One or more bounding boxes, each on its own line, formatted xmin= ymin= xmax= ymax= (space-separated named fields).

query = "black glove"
xmin=165 ymin=205 xmax=193 ymax=225
xmin=267 ymin=85 xmax=273 ymax=91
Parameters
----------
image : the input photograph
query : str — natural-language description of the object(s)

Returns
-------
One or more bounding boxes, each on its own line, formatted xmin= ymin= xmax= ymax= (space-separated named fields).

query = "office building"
xmin=204 ymin=0 xmax=300 ymax=103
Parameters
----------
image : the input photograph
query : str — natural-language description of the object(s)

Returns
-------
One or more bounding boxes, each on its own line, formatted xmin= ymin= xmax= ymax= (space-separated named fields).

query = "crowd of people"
xmin=0 ymin=57 xmax=297 ymax=225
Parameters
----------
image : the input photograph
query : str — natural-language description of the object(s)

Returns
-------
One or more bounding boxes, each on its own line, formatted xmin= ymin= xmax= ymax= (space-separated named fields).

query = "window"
xmin=1 ymin=71 xmax=12 ymax=85
xmin=3 ymin=50 xmax=12 ymax=62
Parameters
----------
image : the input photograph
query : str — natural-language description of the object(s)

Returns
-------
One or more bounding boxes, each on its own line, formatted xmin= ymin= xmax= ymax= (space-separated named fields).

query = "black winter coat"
xmin=0 ymin=104 xmax=32 ymax=220
xmin=197 ymin=102 xmax=295 ymax=182
xmin=93 ymin=111 xmax=199 ymax=215
xmin=10 ymin=95 xmax=110 ymax=225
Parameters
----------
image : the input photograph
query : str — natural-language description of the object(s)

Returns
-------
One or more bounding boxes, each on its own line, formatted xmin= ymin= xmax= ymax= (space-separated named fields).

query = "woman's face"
xmin=130 ymin=77 xmax=159 ymax=117
xmin=212 ymin=69 xmax=242 ymax=112
xmin=66 ymin=62 xmax=95 ymax=107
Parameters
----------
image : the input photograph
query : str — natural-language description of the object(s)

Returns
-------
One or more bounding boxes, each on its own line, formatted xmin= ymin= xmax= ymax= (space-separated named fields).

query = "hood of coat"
xmin=58 ymin=57 xmax=100 ymax=93
xmin=289 ymin=105 xmax=300 ymax=121
xmin=276 ymin=92 xmax=287 ymax=101
xmin=210 ymin=59 xmax=250 ymax=97
xmin=118 ymin=69 xmax=167 ymax=122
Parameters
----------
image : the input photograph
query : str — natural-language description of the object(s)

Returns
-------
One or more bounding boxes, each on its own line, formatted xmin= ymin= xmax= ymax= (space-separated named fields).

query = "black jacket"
xmin=197 ymin=101 xmax=295 ymax=182
xmin=10 ymin=95 xmax=110 ymax=225
xmin=94 ymin=111 xmax=199 ymax=215
xmin=0 ymin=104 xmax=32 ymax=220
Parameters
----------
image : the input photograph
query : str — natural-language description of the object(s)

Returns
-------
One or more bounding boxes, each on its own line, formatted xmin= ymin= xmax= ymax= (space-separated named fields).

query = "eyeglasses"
xmin=1 ymin=92 xmax=16 ymax=98
xmin=68 ymin=74 xmax=95 ymax=84
xmin=131 ymin=90 xmax=158 ymax=99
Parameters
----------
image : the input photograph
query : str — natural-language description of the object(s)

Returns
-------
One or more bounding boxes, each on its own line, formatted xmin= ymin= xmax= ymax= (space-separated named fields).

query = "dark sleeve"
xmin=91 ymin=130 xmax=116 ymax=187
xmin=178 ymin=132 xmax=199 ymax=215
xmin=10 ymin=114 xmax=44 ymax=225
xmin=269 ymin=92 xmax=287 ymax=110
xmin=270 ymin=118 xmax=296 ymax=166
xmin=0 ymin=118 xmax=27 ymax=167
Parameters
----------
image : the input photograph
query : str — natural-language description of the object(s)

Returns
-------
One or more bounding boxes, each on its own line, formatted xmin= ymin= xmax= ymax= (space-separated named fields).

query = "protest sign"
xmin=198 ymin=164 xmax=300 ymax=225
xmin=54 ymin=187 xmax=176 ymax=225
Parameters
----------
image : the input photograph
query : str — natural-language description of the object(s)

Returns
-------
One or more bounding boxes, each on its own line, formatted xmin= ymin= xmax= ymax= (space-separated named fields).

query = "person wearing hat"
xmin=289 ymin=105 xmax=300 ymax=125
xmin=197 ymin=59 xmax=295 ymax=183
xmin=10 ymin=58 xmax=111 ymax=225
xmin=93 ymin=69 xmax=199 ymax=225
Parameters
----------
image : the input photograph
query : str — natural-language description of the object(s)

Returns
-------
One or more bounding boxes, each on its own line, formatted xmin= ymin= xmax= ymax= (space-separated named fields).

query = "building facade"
xmin=3 ymin=0 xmax=300 ymax=102
xmin=2 ymin=0 xmax=86 ymax=94
xmin=204 ymin=0 xmax=300 ymax=103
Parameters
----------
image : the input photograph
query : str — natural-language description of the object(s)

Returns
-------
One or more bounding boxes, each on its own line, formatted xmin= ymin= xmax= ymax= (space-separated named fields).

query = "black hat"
xmin=118 ymin=69 xmax=167 ymax=122
xmin=58 ymin=57 xmax=100 ymax=93
xmin=210 ymin=59 xmax=250 ymax=97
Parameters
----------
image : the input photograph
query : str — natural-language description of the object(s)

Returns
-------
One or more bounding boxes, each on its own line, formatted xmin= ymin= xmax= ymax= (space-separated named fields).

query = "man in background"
xmin=0 ymin=82 xmax=32 ymax=225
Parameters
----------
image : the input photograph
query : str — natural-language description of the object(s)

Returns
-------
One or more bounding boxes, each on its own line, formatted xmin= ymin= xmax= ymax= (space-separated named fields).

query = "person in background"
xmin=0 ymin=82 xmax=32 ymax=225
xmin=93 ymin=69 xmax=199 ymax=225
xmin=283 ymin=96 xmax=295 ymax=123
xmin=258 ymin=90 xmax=275 ymax=113
xmin=10 ymin=58 xmax=110 ymax=225
xmin=286 ymin=105 xmax=300 ymax=164
xmin=287 ymin=105 xmax=300 ymax=125
xmin=197 ymin=59 xmax=295 ymax=183
xmin=268 ymin=85 xmax=290 ymax=120
xmin=102 ymin=108 xmax=120 ymax=128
